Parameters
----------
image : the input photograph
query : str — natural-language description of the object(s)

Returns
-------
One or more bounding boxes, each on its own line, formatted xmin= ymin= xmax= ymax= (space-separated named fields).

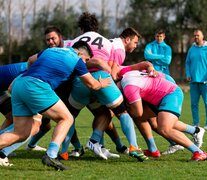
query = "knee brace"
xmin=40 ymin=117 xmax=51 ymax=132
xmin=67 ymin=103 xmax=81 ymax=118
xmin=0 ymin=97 xmax=12 ymax=115
xmin=111 ymin=101 xmax=126 ymax=115
xmin=41 ymin=117 xmax=51 ymax=125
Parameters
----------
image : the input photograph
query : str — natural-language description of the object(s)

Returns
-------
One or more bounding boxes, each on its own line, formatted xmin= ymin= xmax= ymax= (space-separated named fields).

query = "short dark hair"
xmin=119 ymin=27 xmax=141 ymax=39
xmin=78 ymin=12 xmax=99 ymax=33
xmin=44 ymin=25 xmax=62 ymax=36
xmin=72 ymin=41 xmax=93 ymax=58
xmin=155 ymin=29 xmax=165 ymax=35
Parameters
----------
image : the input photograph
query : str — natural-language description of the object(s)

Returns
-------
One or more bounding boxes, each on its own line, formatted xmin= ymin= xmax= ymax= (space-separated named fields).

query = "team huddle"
xmin=0 ymin=12 xmax=206 ymax=171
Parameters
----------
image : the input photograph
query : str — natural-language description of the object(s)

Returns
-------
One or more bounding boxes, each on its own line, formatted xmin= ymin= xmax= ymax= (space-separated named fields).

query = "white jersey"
xmin=63 ymin=40 xmax=71 ymax=47
xmin=110 ymin=37 xmax=125 ymax=66
xmin=121 ymin=71 xmax=148 ymax=88
xmin=65 ymin=31 xmax=113 ymax=62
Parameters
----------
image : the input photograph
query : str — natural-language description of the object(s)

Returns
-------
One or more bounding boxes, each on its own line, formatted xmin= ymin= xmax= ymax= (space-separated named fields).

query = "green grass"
xmin=0 ymin=92 xmax=207 ymax=179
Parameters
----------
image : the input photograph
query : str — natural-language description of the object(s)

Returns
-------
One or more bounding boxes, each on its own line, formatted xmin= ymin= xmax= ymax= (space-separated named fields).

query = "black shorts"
xmin=0 ymin=96 xmax=12 ymax=115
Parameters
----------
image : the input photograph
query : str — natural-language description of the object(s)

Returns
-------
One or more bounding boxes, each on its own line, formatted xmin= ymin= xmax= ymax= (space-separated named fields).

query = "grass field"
xmin=0 ymin=92 xmax=207 ymax=179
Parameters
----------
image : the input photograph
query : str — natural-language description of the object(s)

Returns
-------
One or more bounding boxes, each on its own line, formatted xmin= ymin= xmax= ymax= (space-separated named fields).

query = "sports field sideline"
xmin=0 ymin=92 xmax=207 ymax=179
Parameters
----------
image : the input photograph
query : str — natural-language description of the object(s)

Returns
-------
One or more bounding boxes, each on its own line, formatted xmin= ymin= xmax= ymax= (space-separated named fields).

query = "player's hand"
xmin=147 ymin=66 xmax=158 ymax=77
xmin=98 ymin=76 xmax=112 ymax=88
xmin=148 ymin=69 xmax=159 ymax=77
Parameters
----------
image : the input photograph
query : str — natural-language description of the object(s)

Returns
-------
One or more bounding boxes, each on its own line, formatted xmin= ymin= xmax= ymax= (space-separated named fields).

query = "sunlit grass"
xmin=0 ymin=92 xmax=207 ymax=179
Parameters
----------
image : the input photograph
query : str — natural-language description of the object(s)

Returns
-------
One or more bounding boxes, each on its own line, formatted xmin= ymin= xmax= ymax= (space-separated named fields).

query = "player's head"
xmin=72 ymin=41 xmax=93 ymax=62
xmin=78 ymin=12 xmax=99 ymax=33
xmin=44 ymin=26 xmax=63 ymax=48
xmin=154 ymin=29 xmax=166 ymax=44
xmin=119 ymin=27 xmax=141 ymax=53
xmin=194 ymin=29 xmax=204 ymax=45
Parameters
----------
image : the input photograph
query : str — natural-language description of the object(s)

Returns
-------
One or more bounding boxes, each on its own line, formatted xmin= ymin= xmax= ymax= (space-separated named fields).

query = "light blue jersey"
xmin=0 ymin=62 xmax=27 ymax=91
xmin=185 ymin=41 xmax=207 ymax=126
xmin=144 ymin=40 xmax=172 ymax=75
xmin=185 ymin=41 xmax=207 ymax=83
xmin=23 ymin=47 xmax=88 ymax=90
xmin=12 ymin=47 xmax=89 ymax=116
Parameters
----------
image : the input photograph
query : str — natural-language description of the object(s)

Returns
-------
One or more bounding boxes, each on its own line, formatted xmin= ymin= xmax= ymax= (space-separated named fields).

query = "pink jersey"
xmin=63 ymin=40 xmax=71 ymax=47
xmin=121 ymin=70 xmax=177 ymax=105
xmin=65 ymin=32 xmax=114 ymax=72
xmin=110 ymin=38 xmax=126 ymax=66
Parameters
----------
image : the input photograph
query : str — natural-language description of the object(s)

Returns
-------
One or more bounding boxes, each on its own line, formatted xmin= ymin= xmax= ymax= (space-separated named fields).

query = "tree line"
xmin=0 ymin=0 xmax=207 ymax=82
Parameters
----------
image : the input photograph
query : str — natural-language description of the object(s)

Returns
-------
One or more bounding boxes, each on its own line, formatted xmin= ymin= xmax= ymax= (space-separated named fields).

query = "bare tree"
xmin=45 ymin=0 xmax=52 ymax=13
xmin=100 ymin=0 xmax=110 ymax=30
xmin=61 ymin=0 xmax=68 ymax=15
xmin=19 ymin=0 xmax=33 ymax=42
xmin=4 ymin=0 xmax=13 ymax=63
xmin=114 ymin=0 xmax=121 ymax=35
xmin=32 ymin=0 xmax=38 ymax=24
xmin=114 ymin=0 xmax=129 ymax=34
xmin=0 ymin=0 xmax=4 ymax=17
xmin=80 ymin=0 xmax=88 ymax=11
xmin=100 ymin=0 xmax=106 ymax=27
xmin=0 ymin=0 xmax=5 ymax=61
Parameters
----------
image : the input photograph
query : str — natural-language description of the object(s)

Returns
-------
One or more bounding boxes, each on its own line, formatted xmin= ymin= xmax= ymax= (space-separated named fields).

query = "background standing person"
xmin=185 ymin=29 xmax=207 ymax=129
xmin=144 ymin=29 xmax=172 ymax=75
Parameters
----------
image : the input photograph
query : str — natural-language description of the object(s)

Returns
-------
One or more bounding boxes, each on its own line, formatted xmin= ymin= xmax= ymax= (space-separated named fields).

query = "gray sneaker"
xmin=42 ymin=154 xmax=68 ymax=171
xmin=162 ymin=145 xmax=184 ymax=155
xmin=0 ymin=157 xmax=13 ymax=166
xmin=27 ymin=145 xmax=47 ymax=151
xmin=85 ymin=140 xmax=107 ymax=160
xmin=193 ymin=127 xmax=205 ymax=148
xmin=101 ymin=148 xmax=120 ymax=158
xmin=69 ymin=146 xmax=84 ymax=157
